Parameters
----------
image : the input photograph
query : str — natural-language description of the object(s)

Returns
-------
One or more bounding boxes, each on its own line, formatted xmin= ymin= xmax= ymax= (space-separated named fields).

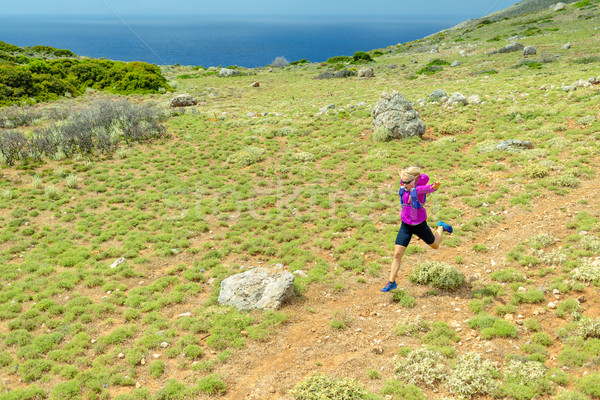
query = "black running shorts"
xmin=395 ymin=221 xmax=435 ymax=247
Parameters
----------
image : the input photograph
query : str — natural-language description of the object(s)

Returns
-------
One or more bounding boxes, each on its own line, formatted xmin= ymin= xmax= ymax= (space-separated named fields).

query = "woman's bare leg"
xmin=388 ymin=245 xmax=407 ymax=282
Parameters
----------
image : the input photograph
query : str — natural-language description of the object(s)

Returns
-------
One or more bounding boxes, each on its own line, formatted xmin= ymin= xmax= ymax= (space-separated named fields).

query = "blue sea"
xmin=0 ymin=15 xmax=461 ymax=67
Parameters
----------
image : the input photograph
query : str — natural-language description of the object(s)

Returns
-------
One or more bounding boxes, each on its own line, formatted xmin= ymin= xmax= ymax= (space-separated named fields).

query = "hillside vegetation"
xmin=0 ymin=41 xmax=171 ymax=106
xmin=1 ymin=1 xmax=600 ymax=399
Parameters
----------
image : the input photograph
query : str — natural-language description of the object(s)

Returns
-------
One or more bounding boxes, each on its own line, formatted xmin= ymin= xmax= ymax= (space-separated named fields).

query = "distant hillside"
xmin=450 ymin=0 xmax=582 ymax=30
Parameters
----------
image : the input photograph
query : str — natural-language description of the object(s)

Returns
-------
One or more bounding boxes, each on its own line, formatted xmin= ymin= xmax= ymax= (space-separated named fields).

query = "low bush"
xmin=290 ymin=374 xmax=370 ymax=400
xmin=395 ymin=348 xmax=447 ymax=387
xmin=0 ymin=99 xmax=167 ymax=165
xmin=408 ymin=261 xmax=465 ymax=291
xmin=501 ymin=359 xmax=553 ymax=400
xmin=446 ymin=352 xmax=499 ymax=398
xmin=371 ymin=126 xmax=391 ymax=142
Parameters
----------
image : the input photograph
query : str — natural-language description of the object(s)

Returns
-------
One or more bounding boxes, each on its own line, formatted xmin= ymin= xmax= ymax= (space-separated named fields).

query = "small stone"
xmin=118 ymin=353 xmax=125 ymax=359
xmin=178 ymin=312 xmax=192 ymax=318
xmin=518 ymin=287 xmax=527 ymax=292
xmin=241 ymin=330 xmax=248 ymax=337
xmin=504 ymin=314 xmax=514 ymax=321
xmin=372 ymin=346 xmax=384 ymax=355
xmin=553 ymin=289 xmax=561 ymax=295
xmin=136 ymin=382 xmax=142 ymax=389
xmin=547 ymin=302 xmax=557 ymax=309
xmin=160 ymin=342 xmax=169 ymax=348
xmin=140 ymin=358 xmax=146 ymax=365
xmin=153 ymin=354 xmax=160 ymax=359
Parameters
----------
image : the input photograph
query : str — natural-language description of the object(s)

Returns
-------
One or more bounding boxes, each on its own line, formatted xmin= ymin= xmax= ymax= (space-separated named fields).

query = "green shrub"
xmin=227 ymin=146 xmax=265 ymax=166
xmin=183 ymin=344 xmax=204 ymax=360
xmin=490 ymin=268 xmax=526 ymax=282
xmin=409 ymin=261 xmax=465 ymax=291
xmin=421 ymin=322 xmax=459 ymax=346
xmin=571 ymin=260 xmax=600 ymax=283
xmin=468 ymin=313 xmax=518 ymax=339
xmin=196 ymin=374 xmax=227 ymax=395
xmin=352 ymin=51 xmax=373 ymax=62
xmin=371 ymin=126 xmax=391 ymax=142
xmin=148 ymin=360 xmax=165 ymax=378
xmin=556 ymin=299 xmax=582 ymax=319
xmin=531 ymin=332 xmax=553 ymax=347
xmin=446 ymin=352 xmax=499 ymax=397
xmin=554 ymin=390 xmax=588 ymax=400
xmin=381 ymin=380 xmax=425 ymax=400
xmin=512 ymin=289 xmax=545 ymax=304
xmin=290 ymin=374 xmax=369 ymax=400
xmin=49 ymin=379 xmax=81 ymax=400
xmin=394 ymin=348 xmax=447 ymax=387
xmin=153 ymin=379 xmax=189 ymax=400
xmin=391 ymin=289 xmax=416 ymax=308
xmin=0 ymin=385 xmax=46 ymax=400
xmin=19 ymin=359 xmax=53 ymax=382
xmin=326 ymin=56 xmax=352 ymax=64
xmin=501 ymin=359 xmax=553 ymax=400
xmin=577 ymin=373 xmax=600 ymax=397
xmin=436 ymin=120 xmax=473 ymax=135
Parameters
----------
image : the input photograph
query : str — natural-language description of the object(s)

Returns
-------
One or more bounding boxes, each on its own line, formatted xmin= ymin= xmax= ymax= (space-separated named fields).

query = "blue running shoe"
xmin=381 ymin=281 xmax=397 ymax=292
xmin=438 ymin=221 xmax=453 ymax=233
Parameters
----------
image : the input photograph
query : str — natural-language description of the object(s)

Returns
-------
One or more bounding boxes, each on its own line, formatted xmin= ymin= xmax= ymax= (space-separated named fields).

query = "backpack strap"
xmin=400 ymin=187 xmax=427 ymax=209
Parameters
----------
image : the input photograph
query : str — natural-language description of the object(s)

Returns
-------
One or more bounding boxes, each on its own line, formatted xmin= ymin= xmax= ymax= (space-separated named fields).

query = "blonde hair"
xmin=401 ymin=166 xmax=421 ymax=181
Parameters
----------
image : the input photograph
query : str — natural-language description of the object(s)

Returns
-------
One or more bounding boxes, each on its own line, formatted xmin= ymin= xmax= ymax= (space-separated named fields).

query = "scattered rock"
xmin=136 ymin=382 xmax=142 ymax=389
xmin=523 ymin=46 xmax=537 ymax=55
xmin=490 ymin=42 xmax=524 ymax=54
xmin=504 ymin=314 xmax=514 ymax=321
xmin=160 ymin=342 xmax=169 ymax=348
xmin=450 ymin=61 xmax=461 ymax=67
xmin=320 ymin=104 xmax=336 ymax=113
xmin=467 ymin=95 xmax=482 ymax=105
xmin=444 ymin=92 xmax=467 ymax=107
xmin=118 ymin=353 xmax=125 ymax=359
xmin=110 ymin=257 xmax=126 ymax=269
xmin=219 ymin=68 xmax=240 ymax=77
xmin=170 ymin=94 xmax=198 ymax=107
xmin=251 ymin=82 xmax=260 ymax=87
xmin=358 ymin=67 xmax=374 ymax=78
xmin=178 ymin=312 xmax=192 ymax=318
xmin=562 ymin=42 xmax=572 ymax=50
xmin=372 ymin=346 xmax=384 ymax=355
xmin=218 ymin=265 xmax=295 ymax=310
xmin=553 ymin=2 xmax=566 ymax=11
xmin=548 ymin=302 xmax=557 ymax=309
xmin=372 ymin=91 xmax=426 ymax=139
xmin=429 ymin=89 xmax=447 ymax=101
xmin=497 ymin=139 xmax=533 ymax=152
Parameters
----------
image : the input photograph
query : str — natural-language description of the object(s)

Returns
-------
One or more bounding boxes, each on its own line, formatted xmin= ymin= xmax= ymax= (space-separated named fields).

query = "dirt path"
xmin=217 ymin=176 xmax=600 ymax=400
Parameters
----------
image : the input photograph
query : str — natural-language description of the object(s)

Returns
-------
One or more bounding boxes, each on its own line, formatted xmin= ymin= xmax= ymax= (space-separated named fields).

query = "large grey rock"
xmin=219 ymin=68 xmax=240 ymax=77
xmin=372 ymin=91 xmax=425 ymax=139
xmin=358 ymin=67 xmax=374 ymax=78
xmin=429 ymin=89 xmax=447 ymax=101
xmin=553 ymin=2 xmax=566 ymax=11
xmin=170 ymin=94 xmax=198 ymax=107
xmin=523 ymin=46 xmax=537 ymax=55
xmin=497 ymin=140 xmax=533 ymax=152
xmin=491 ymin=42 xmax=524 ymax=54
xmin=218 ymin=266 xmax=295 ymax=310
xmin=445 ymin=92 xmax=467 ymax=107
